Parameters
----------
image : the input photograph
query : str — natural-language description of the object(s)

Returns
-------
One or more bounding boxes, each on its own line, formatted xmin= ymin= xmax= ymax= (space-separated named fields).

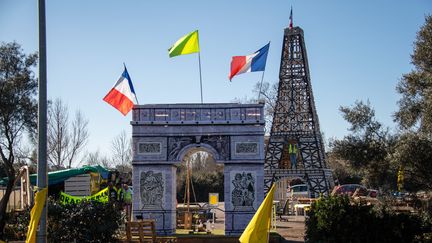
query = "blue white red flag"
xmin=103 ymin=66 xmax=138 ymax=115
xmin=229 ymin=43 xmax=270 ymax=81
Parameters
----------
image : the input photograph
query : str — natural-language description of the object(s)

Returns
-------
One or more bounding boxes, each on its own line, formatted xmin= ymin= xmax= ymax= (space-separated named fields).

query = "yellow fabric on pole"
xmin=26 ymin=187 xmax=48 ymax=243
xmin=397 ymin=166 xmax=404 ymax=192
xmin=239 ymin=184 xmax=276 ymax=243
xmin=168 ymin=30 xmax=200 ymax=57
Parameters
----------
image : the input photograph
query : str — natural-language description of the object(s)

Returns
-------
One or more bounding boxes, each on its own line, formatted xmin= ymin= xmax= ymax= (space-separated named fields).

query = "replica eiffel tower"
xmin=264 ymin=25 xmax=334 ymax=197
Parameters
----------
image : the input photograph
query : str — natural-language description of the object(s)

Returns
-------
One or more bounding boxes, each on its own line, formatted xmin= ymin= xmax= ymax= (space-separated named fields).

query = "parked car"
xmin=288 ymin=184 xmax=309 ymax=198
xmin=367 ymin=189 xmax=379 ymax=198
xmin=331 ymin=184 xmax=369 ymax=197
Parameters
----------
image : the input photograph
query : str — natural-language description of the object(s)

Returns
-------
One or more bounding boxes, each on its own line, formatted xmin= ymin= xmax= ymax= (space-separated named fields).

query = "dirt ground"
xmin=273 ymin=216 xmax=306 ymax=242
xmin=210 ymin=204 xmax=306 ymax=242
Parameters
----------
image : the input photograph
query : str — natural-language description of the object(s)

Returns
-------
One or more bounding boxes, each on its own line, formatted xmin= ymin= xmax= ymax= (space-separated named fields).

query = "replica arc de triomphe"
xmin=131 ymin=103 xmax=265 ymax=235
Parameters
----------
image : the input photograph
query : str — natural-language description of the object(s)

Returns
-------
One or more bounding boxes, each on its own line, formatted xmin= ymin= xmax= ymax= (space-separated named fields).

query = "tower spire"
xmin=289 ymin=6 xmax=293 ymax=29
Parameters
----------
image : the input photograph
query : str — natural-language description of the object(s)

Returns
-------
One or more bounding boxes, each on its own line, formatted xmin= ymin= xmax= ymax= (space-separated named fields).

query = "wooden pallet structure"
xmin=264 ymin=26 xmax=334 ymax=197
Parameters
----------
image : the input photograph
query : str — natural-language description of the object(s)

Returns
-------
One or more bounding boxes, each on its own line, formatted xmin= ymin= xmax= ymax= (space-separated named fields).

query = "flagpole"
xmin=267 ymin=228 xmax=270 ymax=243
xmin=135 ymin=97 xmax=140 ymax=105
xmin=198 ymin=53 xmax=203 ymax=104
xmin=258 ymin=41 xmax=270 ymax=102
xmin=267 ymin=181 xmax=274 ymax=243
xmin=37 ymin=0 xmax=48 ymax=242
xmin=123 ymin=62 xmax=139 ymax=105
xmin=257 ymin=70 xmax=266 ymax=101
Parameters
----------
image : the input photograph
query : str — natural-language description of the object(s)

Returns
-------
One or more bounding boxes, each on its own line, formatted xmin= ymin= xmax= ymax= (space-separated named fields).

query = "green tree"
xmin=326 ymin=153 xmax=362 ymax=185
xmin=395 ymin=15 xmax=432 ymax=134
xmin=331 ymin=17 xmax=432 ymax=193
xmin=392 ymin=15 xmax=432 ymax=192
xmin=391 ymin=133 xmax=432 ymax=191
xmin=176 ymin=152 xmax=224 ymax=203
xmin=0 ymin=42 xmax=38 ymax=237
xmin=330 ymin=101 xmax=396 ymax=190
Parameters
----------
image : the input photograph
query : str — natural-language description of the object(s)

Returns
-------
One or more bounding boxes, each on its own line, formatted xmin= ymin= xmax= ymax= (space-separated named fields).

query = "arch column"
xmin=224 ymin=163 xmax=264 ymax=235
xmin=132 ymin=163 xmax=177 ymax=235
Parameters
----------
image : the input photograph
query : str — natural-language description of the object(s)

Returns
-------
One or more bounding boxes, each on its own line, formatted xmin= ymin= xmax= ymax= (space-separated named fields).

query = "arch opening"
xmin=176 ymin=147 xmax=225 ymax=232
xmin=274 ymin=176 xmax=309 ymax=217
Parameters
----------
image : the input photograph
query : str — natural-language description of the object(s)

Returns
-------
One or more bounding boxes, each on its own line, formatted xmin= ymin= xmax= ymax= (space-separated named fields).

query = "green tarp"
xmin=30 ymin=165 xmax=109 ymax=186
xmin=0 ymin=165 xmax=109 ymax=186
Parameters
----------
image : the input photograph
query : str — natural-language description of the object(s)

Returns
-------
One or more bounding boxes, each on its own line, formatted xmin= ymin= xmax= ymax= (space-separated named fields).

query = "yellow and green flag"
xmin=168 ymin=30 xmax=200 ymax=57
xmin=26 ymin=187 xmax=48 ymax=243
xmin=239 ymin=184 xmax=276 ymax=243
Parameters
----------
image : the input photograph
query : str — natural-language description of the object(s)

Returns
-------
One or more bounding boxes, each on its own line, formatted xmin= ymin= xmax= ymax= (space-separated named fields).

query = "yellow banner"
xmin=59 ymin=187 xmax=108 ymax=204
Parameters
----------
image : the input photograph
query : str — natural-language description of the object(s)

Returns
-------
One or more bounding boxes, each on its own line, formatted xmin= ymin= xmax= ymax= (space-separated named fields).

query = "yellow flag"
xmin=26 ymin=188 xmax=48 ymax=243
xmin=168 ymin=30 xmax=200 ymax=57
xmin=239 ymin=184 xmax=276 ymax=243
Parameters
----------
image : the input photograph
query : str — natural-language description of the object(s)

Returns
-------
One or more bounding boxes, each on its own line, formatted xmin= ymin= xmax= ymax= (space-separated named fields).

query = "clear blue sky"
xmin=1 ymin=1 xmax=431 ymax=162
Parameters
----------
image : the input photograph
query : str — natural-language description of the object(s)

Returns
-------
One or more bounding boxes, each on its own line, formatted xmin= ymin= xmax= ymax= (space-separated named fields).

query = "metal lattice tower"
xmin=264 ymin=26 xmax=334 ymax=197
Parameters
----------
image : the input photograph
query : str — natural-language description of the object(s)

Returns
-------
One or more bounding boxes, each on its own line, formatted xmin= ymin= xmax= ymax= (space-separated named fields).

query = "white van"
xmin=288 ymin=184 xmax=309 ymax=198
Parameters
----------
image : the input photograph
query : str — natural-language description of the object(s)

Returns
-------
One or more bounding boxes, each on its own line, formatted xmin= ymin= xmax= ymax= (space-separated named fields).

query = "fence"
xmin=0 ymin=187 xmax=23 ymax=212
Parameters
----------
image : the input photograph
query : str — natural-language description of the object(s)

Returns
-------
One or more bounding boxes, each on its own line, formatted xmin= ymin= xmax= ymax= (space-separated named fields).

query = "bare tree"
xmin=254 ymin=81 xmax=278 ymax=124
xmin=48 ymin=98 xmax=69 ymax=169
xmin=67 ymin=110 xmax=89 ymax=168
xmin=188 ymin=151 xmax=216 ymax=170
xmin=110 ymin=130 xmax=132 ymax=170
xmin=86 ymin=150 xmax=112 ymax=169
xmin=233 ymin=81 xmax=278 ymax=133
xmin=47 ymin=98 xmax=89 ymax=169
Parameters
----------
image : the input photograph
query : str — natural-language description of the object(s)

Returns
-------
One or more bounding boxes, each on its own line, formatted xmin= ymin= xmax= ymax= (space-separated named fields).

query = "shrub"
xmin=306 ymin=196 xmax=430 ymax=242
xmin=4 ymin=209 xmax=30 ymax=240
xmin=48 ymin=199 xmax=122 ymax=242
xmin=4 ymin=198 xmax=122 ymax=242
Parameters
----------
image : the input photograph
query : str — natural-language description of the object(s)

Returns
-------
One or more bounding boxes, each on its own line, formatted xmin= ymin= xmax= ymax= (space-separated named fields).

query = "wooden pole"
xmin=186 ymin=160 xmax=190 ymax=212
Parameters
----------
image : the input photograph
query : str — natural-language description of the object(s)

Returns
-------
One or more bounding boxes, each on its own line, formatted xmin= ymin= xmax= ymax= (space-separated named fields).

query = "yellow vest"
xmin=289 ymin=144 xmax=297 ymax=154
xmin=124 ymin=189 xmax=132 ymax=203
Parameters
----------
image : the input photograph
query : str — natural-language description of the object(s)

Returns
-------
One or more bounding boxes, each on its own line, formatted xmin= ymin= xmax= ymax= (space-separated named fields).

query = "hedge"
xmin=305 ymin=196 xmax=431 ymax=242
xmin=5 ymin=198 xmax=122 ymax=242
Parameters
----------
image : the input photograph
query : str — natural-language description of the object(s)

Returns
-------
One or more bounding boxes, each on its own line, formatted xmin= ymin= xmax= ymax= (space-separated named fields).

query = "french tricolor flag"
xmin=229 ymin=43 xmax=270 ymax=81
xmin=103 ymin=65 xmax=138 ymax=116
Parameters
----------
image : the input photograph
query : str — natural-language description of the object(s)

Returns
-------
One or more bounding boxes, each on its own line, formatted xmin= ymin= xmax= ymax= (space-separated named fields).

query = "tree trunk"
xmin=0 ymin=178 xmax=15 ymax=238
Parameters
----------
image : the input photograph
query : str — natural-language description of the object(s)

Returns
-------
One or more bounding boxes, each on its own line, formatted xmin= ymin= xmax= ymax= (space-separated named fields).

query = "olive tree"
xmin=0 ymin=42 xmax=37 ymax=237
